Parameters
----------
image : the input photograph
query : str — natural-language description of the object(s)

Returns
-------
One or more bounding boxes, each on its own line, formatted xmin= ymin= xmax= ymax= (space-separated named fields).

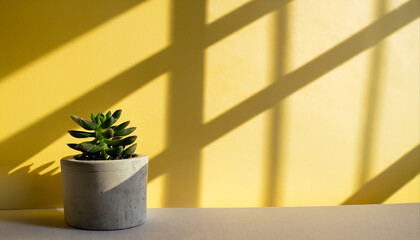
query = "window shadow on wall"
xmin=0 ymin=0 xmax=146 ymax=80
xmin=342 ymin=145 xmax=419 ymax=205
xmin=0 ymin=0 xmax=418 ymax=208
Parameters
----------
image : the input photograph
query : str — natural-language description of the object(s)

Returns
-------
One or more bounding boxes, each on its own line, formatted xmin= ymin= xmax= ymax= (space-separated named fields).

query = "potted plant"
xmin=60 ymin=109 xmax=148 ymax=230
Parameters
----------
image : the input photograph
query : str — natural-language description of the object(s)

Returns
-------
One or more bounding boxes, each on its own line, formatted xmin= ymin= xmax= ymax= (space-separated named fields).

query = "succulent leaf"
xmin=68 ymin=130 xmax=95 ymax=138
xmin=102 ymin=128 xmax=115 ymax=139
xmin=82 ymin=119 xmax=97 ymax=130
xmin=104 ymin=136 xmax=137 ymax=146
xmin=67 ymin=143 xmax=80 ymax=151
xmin=77 ymin=142 xmax=103 ymax=153
xmin=95 ymin=114 xmax=102 ymax=125
xmin=106 ymin=146 xmax=123 ymax=158
xmin=114 ymin=121 xmax=130 ymax=131
xmin=71 ymin=115 xmax=97 ymax=130
xmin=106 ymin=111 xmax=112 ymax=119
xmin=100 ymin=116 xmax=117 ymax=129
xmin=123 ymin=143 xmax=137 ymax=156
xmin=71 ymin=115 xmax=84 ymax=127
xmin=91 ymin=113 xmax=96 ymax=123
xmin=102 ymin=149 xmax=110 ymax=160
xmin=98 ymin=112 xmax=105 ymax=123
xmin=114 ymin=127 xmax=136 ymax=137
xmin=112 ymin=109 xmax=122 ymax=120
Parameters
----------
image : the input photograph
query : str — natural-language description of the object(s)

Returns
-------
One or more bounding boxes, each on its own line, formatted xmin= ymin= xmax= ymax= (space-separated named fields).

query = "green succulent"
xmin=67 ymin=109 xmax=137 ymax=160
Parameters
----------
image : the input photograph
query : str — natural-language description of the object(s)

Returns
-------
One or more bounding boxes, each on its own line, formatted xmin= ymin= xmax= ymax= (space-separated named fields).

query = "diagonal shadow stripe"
xmin=0 ymin=0 xmax=147 ymax=80
xmin=341 ymin=145 xmax=420 ymax=204
xmin=149 ymin=0 xmax=419 ymax=181
xmin=0 ymin=49 xmax=170 ymax=171
xmin=201 ymin=0 xmax=419 ymax=145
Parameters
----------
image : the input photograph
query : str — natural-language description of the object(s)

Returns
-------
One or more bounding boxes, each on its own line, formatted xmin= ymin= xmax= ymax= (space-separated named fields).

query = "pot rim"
xmin=61 ymin=154 xmax=148 ymax=172
xmin=62 ymin=154 xmax=148 ymax=163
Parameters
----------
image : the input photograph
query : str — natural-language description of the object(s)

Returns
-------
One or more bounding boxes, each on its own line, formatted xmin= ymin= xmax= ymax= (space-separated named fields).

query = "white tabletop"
xmin=0 ymin=203 xmax=418 ymax=240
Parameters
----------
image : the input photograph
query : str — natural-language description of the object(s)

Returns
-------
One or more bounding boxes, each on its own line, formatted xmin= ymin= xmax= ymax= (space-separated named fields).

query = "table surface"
xmin=0 ymin=203 xmax=418 ymax=240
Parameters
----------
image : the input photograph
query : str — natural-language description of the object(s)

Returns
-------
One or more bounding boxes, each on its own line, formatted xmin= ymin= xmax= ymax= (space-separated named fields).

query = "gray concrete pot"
xmin=60 ymin=154 xmax=148 ymax=230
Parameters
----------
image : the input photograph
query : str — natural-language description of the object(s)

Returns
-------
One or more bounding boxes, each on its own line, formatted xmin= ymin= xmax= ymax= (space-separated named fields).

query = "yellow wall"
xmin=0 ymin=0 xmax=418 ymax=209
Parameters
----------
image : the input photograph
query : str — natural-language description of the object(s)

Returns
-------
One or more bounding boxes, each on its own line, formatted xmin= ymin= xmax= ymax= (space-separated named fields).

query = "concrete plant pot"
xmin=60 ymin=154 xmax=148 ymax=230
